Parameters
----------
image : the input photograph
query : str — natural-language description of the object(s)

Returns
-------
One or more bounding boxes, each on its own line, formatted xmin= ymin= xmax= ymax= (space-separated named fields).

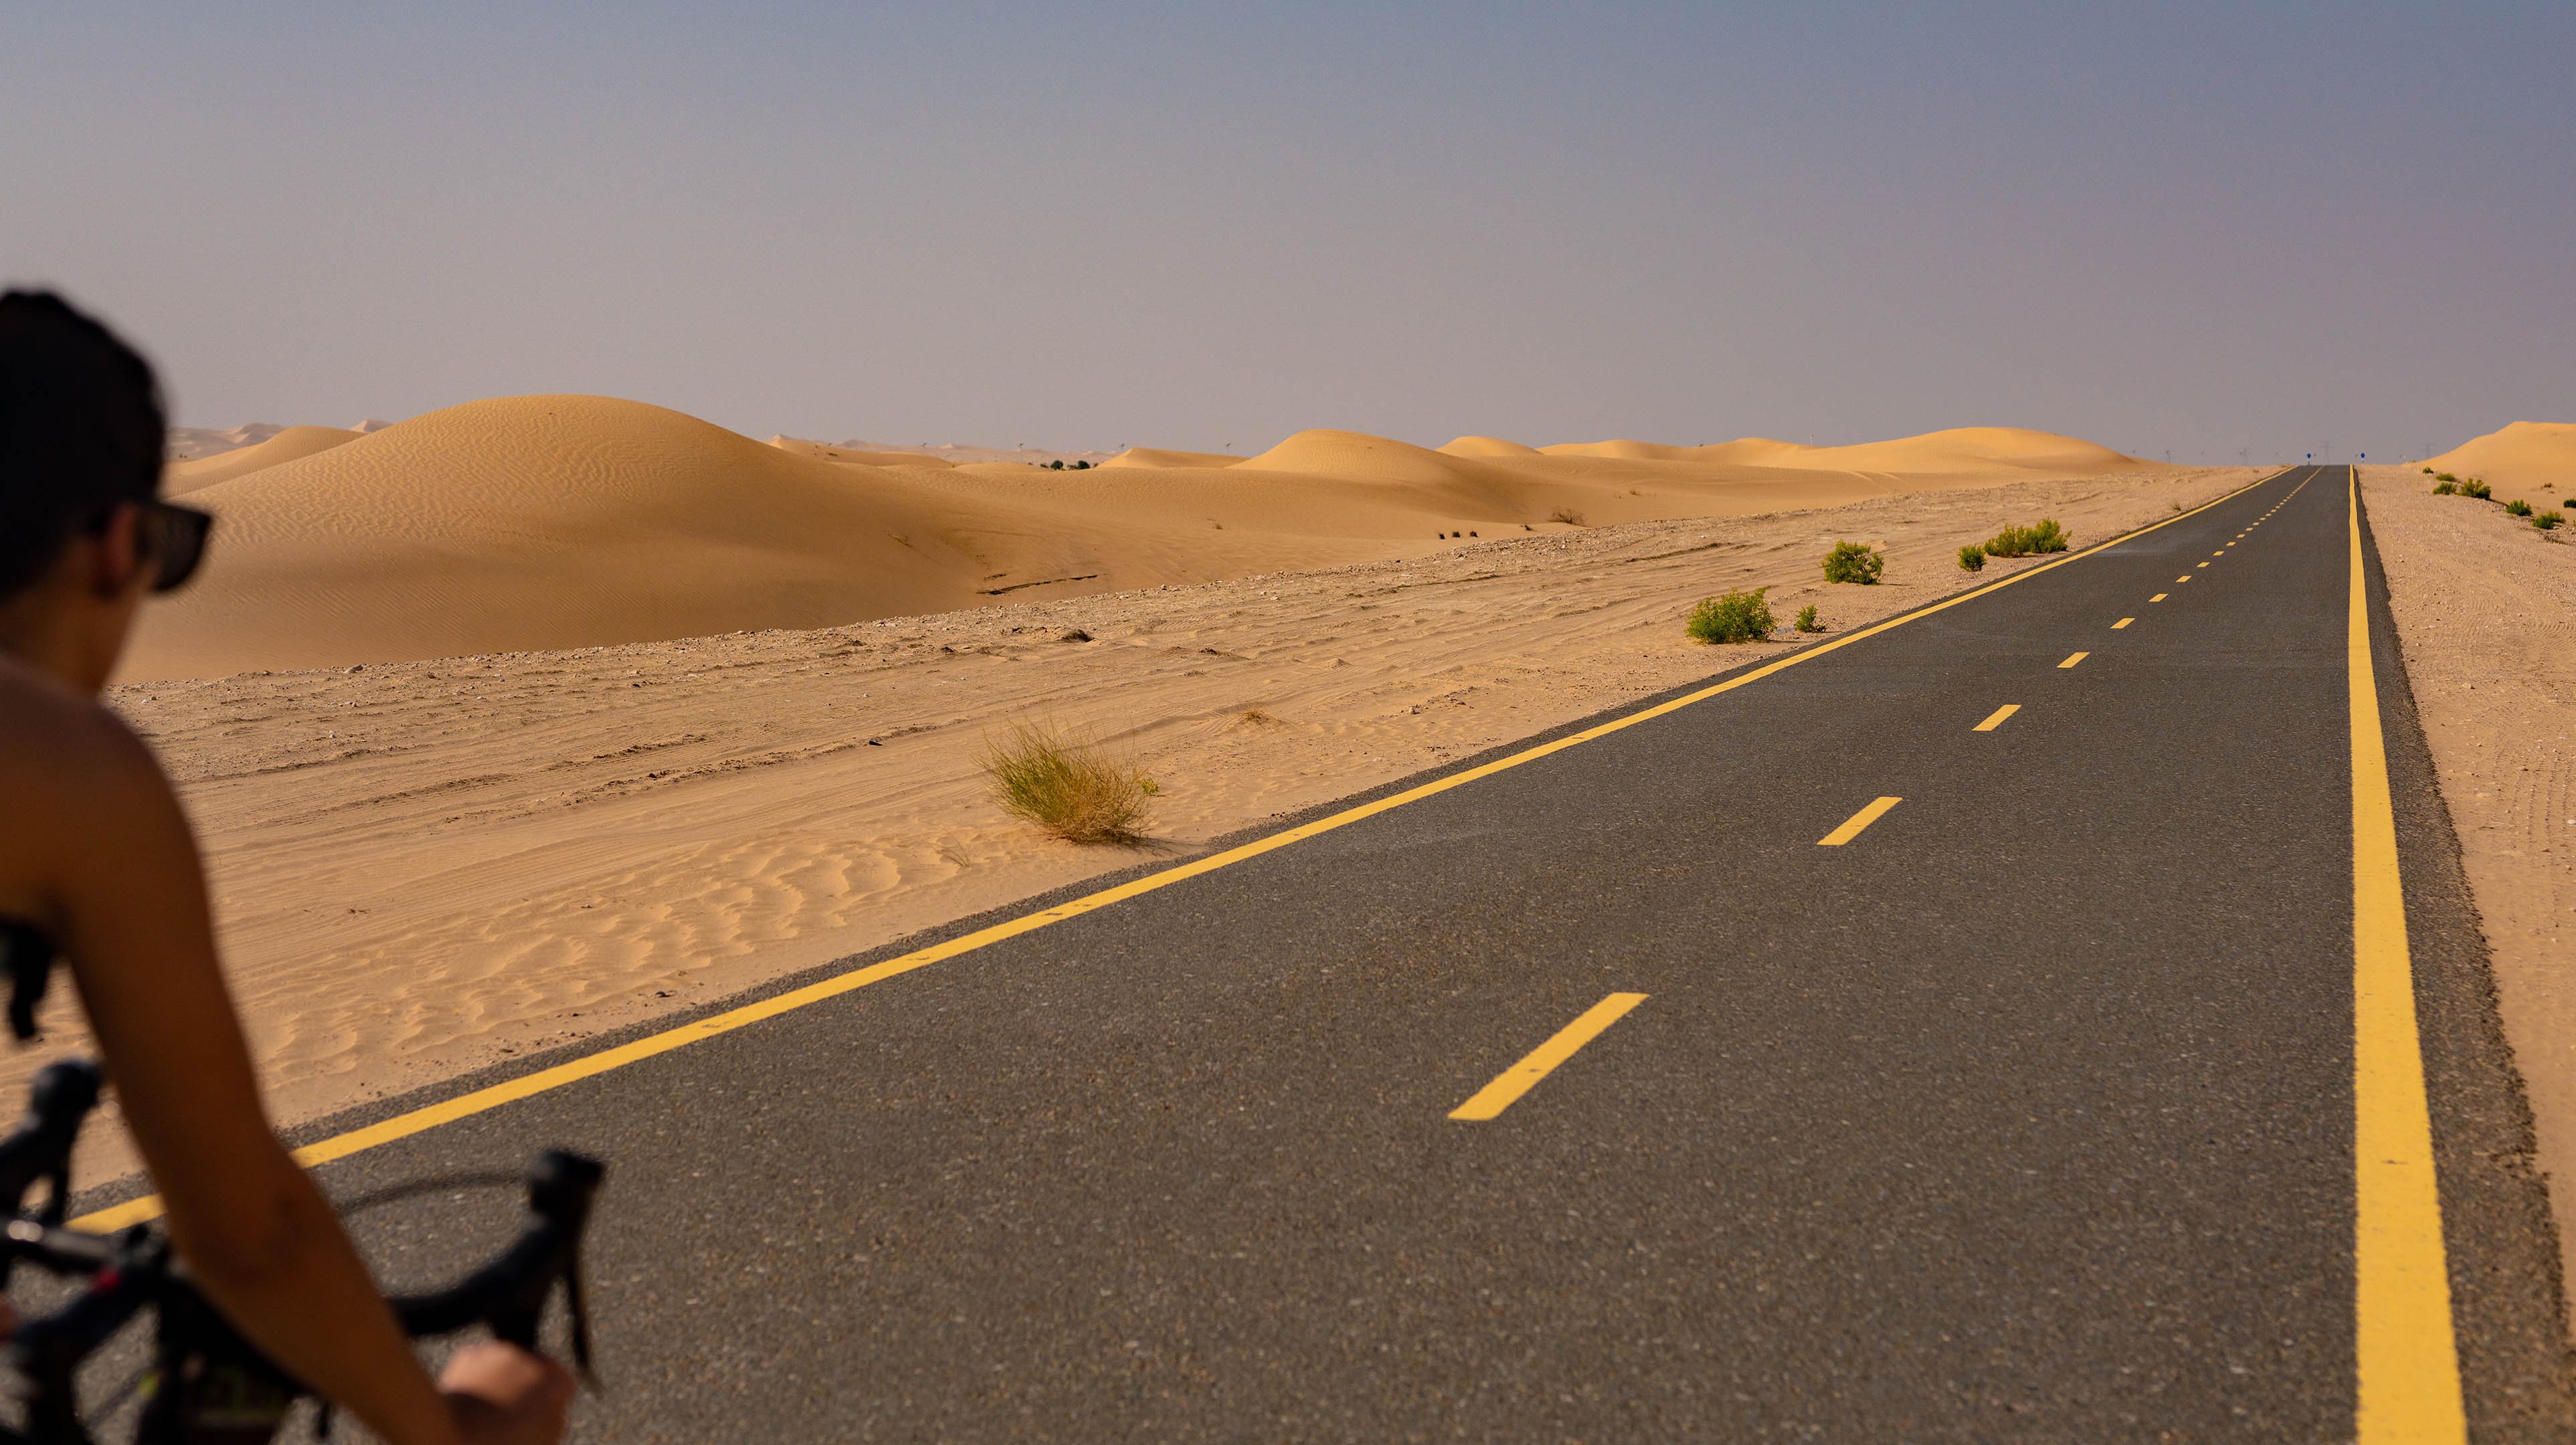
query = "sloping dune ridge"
xmin=120 ymin=397 xmax=2154 ymax=682
xmin=165 ymin=425 xmax=365 ymax=494
xmin=2424 ymin=421 xmax=2576 ymax=494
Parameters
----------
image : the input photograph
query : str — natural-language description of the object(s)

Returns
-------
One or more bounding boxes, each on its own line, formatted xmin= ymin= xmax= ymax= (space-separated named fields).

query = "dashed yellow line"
xmin=1818 ymin=796 xmax=1903 ymax=846
xmin=1449 ymin=993 xmax=1650 ymax=1121
xmin=2348 ymin=469 xmax=2467 ymax=1441
xmin=2177 ymin=575 xmax=2194 ymax=584
xmin=2150 ymin=593 xmax=2169 ymax=602
xmin=2058 ymin=652 xmax=2089 ymax=669
xmin=1973 ymin=704 xmax=2019 ymax=732
xmin=2112 ymin=618 xmax=2134 ymax=630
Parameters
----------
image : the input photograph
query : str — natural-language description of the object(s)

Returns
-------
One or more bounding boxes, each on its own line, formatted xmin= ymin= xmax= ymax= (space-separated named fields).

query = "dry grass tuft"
xmin=1546 ymin=506 xmax=1586 ymax=526
xmin=980 ymin=720 xmax=1158 ymax=845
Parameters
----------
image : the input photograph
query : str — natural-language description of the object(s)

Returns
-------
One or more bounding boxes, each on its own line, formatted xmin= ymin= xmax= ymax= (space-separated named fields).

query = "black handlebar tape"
xmin=390 ymin=1151 xmax=605 ymax=1351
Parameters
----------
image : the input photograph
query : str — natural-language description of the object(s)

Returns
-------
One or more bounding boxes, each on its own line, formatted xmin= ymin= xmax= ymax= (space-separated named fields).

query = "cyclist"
xmin=0 ymin=291 xmax=571 ymax=1444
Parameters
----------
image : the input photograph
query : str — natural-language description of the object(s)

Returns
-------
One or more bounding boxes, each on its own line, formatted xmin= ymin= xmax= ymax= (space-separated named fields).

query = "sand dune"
xmin=165 ymin=425 xmax=365 ymax=494
xmin=120 ymin=397 xmax=2160 ymax=682
xmin=1104 ymin=447 xmax=1240 ymax=469
xmin=2424 ymin=421 xmax=2576 ymax=495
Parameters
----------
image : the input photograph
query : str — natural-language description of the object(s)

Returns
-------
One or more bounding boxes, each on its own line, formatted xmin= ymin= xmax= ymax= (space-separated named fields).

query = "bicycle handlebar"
xmin=0 ymin=1060 xmax=102 ymax=1229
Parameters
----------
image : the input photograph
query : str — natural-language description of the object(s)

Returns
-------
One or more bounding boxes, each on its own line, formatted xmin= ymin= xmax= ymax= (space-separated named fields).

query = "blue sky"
xmin=5 ymin=2 xmax=2568 ymax=461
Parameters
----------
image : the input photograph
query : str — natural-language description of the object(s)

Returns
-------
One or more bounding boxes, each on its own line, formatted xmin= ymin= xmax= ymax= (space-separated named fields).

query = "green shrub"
xmin=1958 ymin=544 xmax=1986 ymax=572
xmin=2506 ymin=498 xmax=2533 ymax=516
xmin=1984 ymin=521 xmax=2065 ymax=557
xmin=2462 ymin=479 xmax=2492 ymax=500
xmin=2431 ymin=482 xmax=2457 ymax=494
xmin=981 ymin=721 xmax=1158 ymax=844
xmin=1795 ymin=604 xmax=1821 ymax=633
xmin=2537 ymin=510 xmax=2564 ymax=531
xmin=2436 ymin=472 xmax=2458 ymax=482
xmin=1687 ymin=586 xmax=1775 ymax=643
xmin=2421 ymin=467 xmax=2434 ymax=474
xmin=1821 ymin=541 xmax=1884 ymax=584
xmin=2565 ymin=498 xmax=2575 ymax=509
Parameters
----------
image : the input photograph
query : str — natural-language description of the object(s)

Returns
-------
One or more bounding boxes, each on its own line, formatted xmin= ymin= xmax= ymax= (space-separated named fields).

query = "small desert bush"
xmin=1821 ymin=540 xmax=1883 ymax=584
xmin=2421 ymin=467 xmax=2434 ymax=475
xmin=1546 ymin=506 xmax=1586 ymax=526
xmin=981 ymin=721 xmax=1158 ymax=845
xmin=2505 ymin=498 xmax=2533 ymax=516
xmin=1687 ymin=587 xmax=1774 ymax=644
xmin=2435 ymin=472 xmax=2458 ymax=482
xmin=2431 ymin=481 xmax=2457 ymax=494
xmin=1989 ymin=519 xmax=2071 ymax=557
xmin=2564 ymin=498 xmax=2575 ymax=509
xmin=1957 ymin=544 xmax=1986 ymax=572
xmin=2462 ymin=479 xmax=2492 ymax=500
xmin=1794 ymin=603 xmax=1822 ymax=633
xmin=2537 ymin=510 xmax=2564 ymax=532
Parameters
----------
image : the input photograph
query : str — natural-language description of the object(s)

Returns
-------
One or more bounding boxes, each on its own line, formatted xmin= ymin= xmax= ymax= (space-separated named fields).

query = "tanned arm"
xmin=38 ymin=702 xmax=470 ymax=1445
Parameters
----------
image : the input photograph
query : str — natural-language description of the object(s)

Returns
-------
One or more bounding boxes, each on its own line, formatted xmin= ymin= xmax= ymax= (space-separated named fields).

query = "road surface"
xmin=90 ymin=468 xmax=2576 ymax=1440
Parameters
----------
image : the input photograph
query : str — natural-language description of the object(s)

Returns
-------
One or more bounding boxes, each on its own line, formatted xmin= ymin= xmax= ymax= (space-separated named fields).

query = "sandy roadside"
xmin=2362 ymin=465 xmax=2576 ymax=1269
xmin=40 ymin=466 xmax=2251 ymax=1185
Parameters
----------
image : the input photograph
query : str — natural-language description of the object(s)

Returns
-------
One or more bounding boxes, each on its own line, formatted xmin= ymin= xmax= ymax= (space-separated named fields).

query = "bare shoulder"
xmin=0 ymin=661 xmax=183 ymax=917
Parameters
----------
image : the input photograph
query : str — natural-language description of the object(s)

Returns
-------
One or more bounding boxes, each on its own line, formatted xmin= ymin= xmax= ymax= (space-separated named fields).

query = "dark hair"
xmin=0 ymin=291 xmax=168 ymax=597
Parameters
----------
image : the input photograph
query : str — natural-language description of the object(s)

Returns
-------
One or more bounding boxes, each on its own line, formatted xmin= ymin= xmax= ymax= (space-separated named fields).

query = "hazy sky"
xmin=5 ymin=2 xmax=2568 ymax=462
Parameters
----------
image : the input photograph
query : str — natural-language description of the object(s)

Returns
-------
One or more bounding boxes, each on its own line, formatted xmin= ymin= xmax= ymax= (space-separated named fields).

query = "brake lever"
xmin=0 ymin=919 xmax=56 ymax=1043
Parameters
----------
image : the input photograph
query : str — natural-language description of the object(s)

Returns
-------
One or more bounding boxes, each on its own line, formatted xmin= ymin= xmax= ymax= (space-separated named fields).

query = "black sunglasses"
xmin=135 ymin=500 xmax=214 ymax=593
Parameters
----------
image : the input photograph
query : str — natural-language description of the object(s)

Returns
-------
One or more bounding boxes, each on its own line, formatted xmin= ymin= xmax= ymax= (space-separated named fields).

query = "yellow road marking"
xmin=2177 ymin=575 xmax=2193 ymax=583
xmin=1448 ymin=992 xmax=1649 ymax=1121
xmin=2112 ymin=617 xmax=2134 ymax=630
xmin=1818 ymin=796 xmax=1902 ymax=846
xmin=68 ymin=472 xmax=2290 ymax=1231
xmin=2213 ymin=551 xmax=2226 ymax=557
xmin=2348 ymin=469 xmax=2467 ymax=1441
xmin=2150 ymin=593 xmax=2168 ymax=602
xmin=1972 ymin=704 xmax=2019 ymax=732
xmin=2057 ymin=652 xmax=2089 ymax=668
xmin=2197 ymin=561 xmax=2211 ymax=569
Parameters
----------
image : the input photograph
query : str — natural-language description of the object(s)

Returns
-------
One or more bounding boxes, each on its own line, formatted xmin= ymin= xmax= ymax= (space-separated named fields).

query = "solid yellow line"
xmin=68 ymin=470 xmax=2287 ymax=1232
xmin=2112 ymin=618 xmax=2134 ymax=630
xmin=1448 ymin=992 xmax=1649 ymax=1121
xmin=2349 ymin=469 xmax=2467 ymax=1441
xmin=1818 ymin=796 xmax=1902 ymax=846
xmin=2057 ymin=652 xmax=2089 ymax=669
xmin=1972 ymin=704 xmax=2019 ymax=733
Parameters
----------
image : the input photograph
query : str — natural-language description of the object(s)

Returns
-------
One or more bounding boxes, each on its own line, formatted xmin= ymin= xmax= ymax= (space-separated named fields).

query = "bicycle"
xmin=0 ymin=1058 xmax=603 ymax=1444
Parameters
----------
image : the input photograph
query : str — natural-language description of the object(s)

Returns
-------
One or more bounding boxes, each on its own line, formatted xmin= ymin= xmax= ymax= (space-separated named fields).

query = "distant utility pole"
xmin=2324 ymin=441 xmax=2333 ymax=464
xmin=2239 ymin=447 xmax=2251 ymax=465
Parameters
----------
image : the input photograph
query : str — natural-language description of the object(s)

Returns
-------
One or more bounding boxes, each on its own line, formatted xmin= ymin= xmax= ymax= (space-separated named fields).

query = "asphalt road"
xmin=156 ymin=468 xmax=2576 ymax=1439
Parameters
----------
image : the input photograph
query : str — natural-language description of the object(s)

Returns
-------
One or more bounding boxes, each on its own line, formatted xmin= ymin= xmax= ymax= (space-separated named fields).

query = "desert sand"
xmin=2363 ymin=438 xmax=2576 ymax=1263
xmin=118 ymin=395 xmax=2155 ymax=682
xmin=2423 ymin=421 xmax=2576 ymax=499
xmin=37 ymin=462 xmax=2250 ymax=1187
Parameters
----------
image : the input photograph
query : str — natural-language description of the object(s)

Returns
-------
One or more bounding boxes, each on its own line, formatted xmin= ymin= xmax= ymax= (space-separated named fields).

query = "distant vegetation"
xmin=1985 ymin=520 xmax=2069 ymax=558
xmin=1821 ymin=541 xmax=1883 ymax=584
xmin=1957 ymin=544 xmax=1986 ymax=573
xmin=1038 ymin=459 xmax=1095 ymax=470
xmin=2462 ymin=479 xmax=2492 ymax=500
xmin=1547 ymin=506 xmax=1586 ymax=526
xmin=2435 ymin=472 xmax=2458 ymax=483
xmin=2431 ymin=481 xmax=2458 ymax=495
xmin=981 ymin=721 xmax=1158 ymax=845
xmin=2506 ymin=498 xmax=2533 ymax=517
xmin=1794 ymin=604 xmax=1822 ymax=633
xmin=1687 ymin=587 xmax=1775 ymax=644
xmin=2537 ymin=510 xmax=2563 ymax=532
